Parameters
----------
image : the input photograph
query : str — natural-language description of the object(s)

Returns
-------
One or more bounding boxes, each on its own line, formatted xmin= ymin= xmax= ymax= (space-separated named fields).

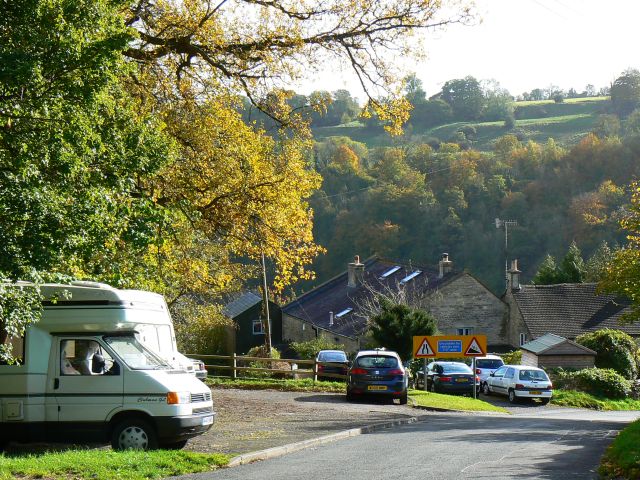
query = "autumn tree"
xmin=600 ymin=182 xmax=640 ymax=323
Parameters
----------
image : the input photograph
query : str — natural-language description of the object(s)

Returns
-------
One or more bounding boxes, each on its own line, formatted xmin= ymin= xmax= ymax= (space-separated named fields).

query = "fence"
xmin=186 ymin=353 xmax=347 ymax=382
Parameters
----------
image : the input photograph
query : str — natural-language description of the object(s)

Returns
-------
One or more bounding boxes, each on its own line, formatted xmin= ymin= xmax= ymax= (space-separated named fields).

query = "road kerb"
xmin=227 ymin=416 xmax=419 ymax=467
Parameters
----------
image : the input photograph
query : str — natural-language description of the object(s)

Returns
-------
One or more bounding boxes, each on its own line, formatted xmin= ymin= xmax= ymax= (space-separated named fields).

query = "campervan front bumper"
xmin=155 ymin=411 xmax=216 ymax=442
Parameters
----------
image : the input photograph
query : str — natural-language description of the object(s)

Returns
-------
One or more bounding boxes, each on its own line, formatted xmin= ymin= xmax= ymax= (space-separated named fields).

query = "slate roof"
xmin=282 ymin=257 xmax=459 ymax=339
xmin=521 ymin=333 xmax=596 ymax=355
xmin=222 ymin=292 xmax=262 ymax=318
xmin=511 ymin=283 xmax=639 ymax=339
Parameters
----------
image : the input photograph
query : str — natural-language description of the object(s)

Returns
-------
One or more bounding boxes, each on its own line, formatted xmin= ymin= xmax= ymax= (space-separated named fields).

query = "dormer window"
xmin=379 ymin=266 xmax=401 ymax=279
xmin=335 ymin=308 xmax=353 ymax=318
xmin=400 ymin=270 xmax=422 ymax=284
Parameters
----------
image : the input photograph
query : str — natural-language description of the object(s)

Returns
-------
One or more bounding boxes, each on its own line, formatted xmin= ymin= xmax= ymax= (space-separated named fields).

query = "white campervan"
xmin=0 ymin=282 xmax=214 ymax=450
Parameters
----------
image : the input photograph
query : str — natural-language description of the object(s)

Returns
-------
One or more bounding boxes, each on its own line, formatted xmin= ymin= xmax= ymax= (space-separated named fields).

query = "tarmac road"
xmin=174 ymin=405 xmax=640 ymax=480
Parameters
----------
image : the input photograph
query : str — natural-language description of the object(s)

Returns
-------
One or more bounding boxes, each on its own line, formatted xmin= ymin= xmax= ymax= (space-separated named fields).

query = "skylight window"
xmin=400 ymin=270 xmax=422 ymax=284
xmin=379 ymin=266 xmax=401 ymax=279
xmin=335 ymin=308 xmax=353 ymax=318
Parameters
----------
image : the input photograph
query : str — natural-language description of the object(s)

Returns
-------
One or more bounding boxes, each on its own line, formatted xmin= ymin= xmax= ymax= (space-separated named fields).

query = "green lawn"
xmin=0 ymin=449 xmax=230 ymax=480
xmin=551 ymin=390 xmax=640 ymax=411
xmin=599 ymin=419 xmax=640 ymax=479
xmin=409 ymin=390 xmax=509 ymax=413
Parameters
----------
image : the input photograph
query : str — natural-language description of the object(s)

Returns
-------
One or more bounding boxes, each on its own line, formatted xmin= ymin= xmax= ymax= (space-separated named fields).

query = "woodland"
xmin=2 ymin=0 xmax=640 ymax=358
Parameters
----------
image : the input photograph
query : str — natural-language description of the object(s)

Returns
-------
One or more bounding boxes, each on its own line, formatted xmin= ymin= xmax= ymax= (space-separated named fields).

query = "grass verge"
xmin=409 ymin=390 xmax=509 ymax=413
xmin=206 ymin=377 xmax=346 ymax=393
xmin=0 ymin=449 xmax=230 ymax=480
xmin=599 ymin=419 xmax=640 ymax=479
xmin=551 ymin=390 xmax=640 ymax=411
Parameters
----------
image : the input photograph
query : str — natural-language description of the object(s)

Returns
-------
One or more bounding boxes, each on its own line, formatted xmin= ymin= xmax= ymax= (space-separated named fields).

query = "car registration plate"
xmin=202 ymin=415 xmax=214 ymax=426
xmin=367 ymin=385 xmax=387 ymax=391
xmin=455 ymin=378 xmax=469 ymax=383
xmin=529 ymin=391 xmax=542 ymax=395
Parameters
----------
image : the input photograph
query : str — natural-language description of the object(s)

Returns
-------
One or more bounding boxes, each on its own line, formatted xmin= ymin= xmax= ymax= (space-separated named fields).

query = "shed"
xmin=520 ymin=333 xmax=596 ymax=370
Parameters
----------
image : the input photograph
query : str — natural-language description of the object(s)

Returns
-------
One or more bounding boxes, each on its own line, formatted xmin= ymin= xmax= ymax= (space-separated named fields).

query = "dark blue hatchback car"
xmin=346 ymin=349 xmax=408 ymax=404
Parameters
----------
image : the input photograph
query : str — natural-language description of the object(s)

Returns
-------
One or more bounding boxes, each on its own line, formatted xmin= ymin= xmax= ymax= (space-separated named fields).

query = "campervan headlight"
xmin=166 ymin=391 xmax=190 ymax=405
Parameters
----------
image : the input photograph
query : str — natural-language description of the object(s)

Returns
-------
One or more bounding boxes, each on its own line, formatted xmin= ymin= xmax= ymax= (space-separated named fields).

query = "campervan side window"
xmin=0 ymin=334 xmax=25 ymax=365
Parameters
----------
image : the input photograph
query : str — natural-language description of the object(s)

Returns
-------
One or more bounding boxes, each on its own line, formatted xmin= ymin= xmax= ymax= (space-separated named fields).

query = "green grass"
xmin=599 ymin=419 xmax=640 ymax=479
xmin=312 ymin=97 xmax=608 ymax=152
xmin=206 ymin=377 xmax=347 ymax=393
xmin=0 ymin=449 xmax=230 ymax=480
xmin=551 ymin=390 xmax=640 ymax=411
xmin=409 ymin=390 xmax=509 ymax=413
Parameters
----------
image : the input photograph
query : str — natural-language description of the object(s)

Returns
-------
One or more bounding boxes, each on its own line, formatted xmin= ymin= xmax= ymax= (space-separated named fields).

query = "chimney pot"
xmin=438 ymin=253 xmax=453 ymax=278
xmin=347 ymin=255 xmax=365 ymax=288
xmin=508 ymin=258 xmax=522 ymax=290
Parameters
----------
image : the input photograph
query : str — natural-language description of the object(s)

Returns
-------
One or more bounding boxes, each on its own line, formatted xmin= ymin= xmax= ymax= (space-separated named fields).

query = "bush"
xmin=290 ymin=338 xmax=346 ymax=360
xmin=554 ymin=368 xmax=632 ymax=399
xmin=241 ymin=345 xmax=289 ymax=378
xmin=501 ymin=350 xmax=522 ymax=365
xmin=575 ymin=329 xmax=640 ymax=379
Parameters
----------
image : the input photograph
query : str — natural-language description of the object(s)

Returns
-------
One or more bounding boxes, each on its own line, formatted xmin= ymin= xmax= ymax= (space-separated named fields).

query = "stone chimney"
xmin=508 ymin=259 xmax=521 ymax=291
xmin=347 ymin=255 xmax=365 ymax=288
xmin=329 ymin=311 xmax=334 ymax=327
xmin=438 ymin=253 xmax=453 ymax=278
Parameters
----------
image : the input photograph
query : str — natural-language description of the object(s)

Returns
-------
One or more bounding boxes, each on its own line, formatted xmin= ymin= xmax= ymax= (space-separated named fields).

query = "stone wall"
xmin=423 ymin=273 xmax=509 ymax=348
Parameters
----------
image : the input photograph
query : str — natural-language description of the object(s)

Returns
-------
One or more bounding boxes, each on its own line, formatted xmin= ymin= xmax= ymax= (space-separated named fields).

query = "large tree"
xmin=440 ymin=76 xmax=484 ymax=121
xmin=611 ymin=69 xmax=640 ymax=118
xmin=600 ymin=182 xmax=640 ymax=323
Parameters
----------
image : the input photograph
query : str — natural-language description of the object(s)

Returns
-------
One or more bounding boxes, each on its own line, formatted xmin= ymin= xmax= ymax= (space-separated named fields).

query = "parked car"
xmin=316 ymin=349 xmax=349 ymax=381
xmin=346 ymin=349 xmax=408 ymax=404
xmin=474 ymin=355 xmax=505 ymax=391
xmin=483 ymin=365 xmax=553 ymax=404
xmin=420 ymin=361 xmax=479 ymax=395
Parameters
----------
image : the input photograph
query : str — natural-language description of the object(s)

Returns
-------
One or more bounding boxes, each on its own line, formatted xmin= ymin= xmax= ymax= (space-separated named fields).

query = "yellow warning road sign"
xmin=413 ymin=335 xmax=487 ymax=358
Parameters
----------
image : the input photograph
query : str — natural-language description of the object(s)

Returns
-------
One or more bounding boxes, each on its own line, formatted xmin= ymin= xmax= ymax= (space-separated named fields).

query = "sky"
xmin=298 ymin=0 xmax=640 ymax=100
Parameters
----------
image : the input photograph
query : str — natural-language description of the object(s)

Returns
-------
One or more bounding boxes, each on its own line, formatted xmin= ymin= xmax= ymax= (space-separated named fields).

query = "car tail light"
xmin=476 ymin=368 xmax=481 ymax=374
xmin=515 ymin=383 xmax=525 ymax=390
xmin=388 ymin=369 xmax=404 ymax=375
xmin=439 ymin=376 xmax=452 ymax=382
xmin=318 ymin=364 xmax=324 ymax=372
xmin=350 ymin=368 xmax=368 ymax=375
xmin=475 ymin=376 xmax=480 ymax=382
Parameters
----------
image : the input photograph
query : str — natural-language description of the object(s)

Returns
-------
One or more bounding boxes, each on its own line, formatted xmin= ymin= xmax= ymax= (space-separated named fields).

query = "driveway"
xmin=185 ymin=387 xmax=430 ymax=455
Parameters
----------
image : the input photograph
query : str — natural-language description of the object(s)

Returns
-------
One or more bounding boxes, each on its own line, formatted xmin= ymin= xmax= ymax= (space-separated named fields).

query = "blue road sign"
xmin=437 ymin=340 xmax=462 ymax=353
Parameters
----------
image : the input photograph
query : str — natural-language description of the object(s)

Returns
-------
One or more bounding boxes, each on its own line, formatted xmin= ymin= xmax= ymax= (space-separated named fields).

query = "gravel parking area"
xmin=185 ymin=387 xmax=429 ymax=455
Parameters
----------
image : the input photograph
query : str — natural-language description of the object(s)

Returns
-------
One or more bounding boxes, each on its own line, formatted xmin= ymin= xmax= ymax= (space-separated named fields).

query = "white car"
xmin=474 ymin=355 xmax=505 ymax=391
xmin=483 ymin=365 xmax=553 ymax=404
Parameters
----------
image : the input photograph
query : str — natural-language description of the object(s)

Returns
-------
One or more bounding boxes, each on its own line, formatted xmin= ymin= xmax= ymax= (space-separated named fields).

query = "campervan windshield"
xmin=104 ymin=335 xmax=171 ymax=371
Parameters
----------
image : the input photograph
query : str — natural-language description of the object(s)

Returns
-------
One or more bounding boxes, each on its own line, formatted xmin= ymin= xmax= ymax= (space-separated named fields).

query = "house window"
xmin=519 ymin=333 xmax=526 ymax=346
xmin=400 ymin=270 xmax=422 ymax=284
xmin=457 ymin=328 xmax=473 ymax=335
xmin=252 ymin=319 xmax=265 ymax=335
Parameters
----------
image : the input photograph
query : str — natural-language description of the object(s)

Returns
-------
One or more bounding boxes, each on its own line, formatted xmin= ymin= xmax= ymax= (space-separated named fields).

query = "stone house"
xmin=502 ymin=260 xmax=640 ymax=347
xmin=281 ymin=254 xmax=510 ymax=354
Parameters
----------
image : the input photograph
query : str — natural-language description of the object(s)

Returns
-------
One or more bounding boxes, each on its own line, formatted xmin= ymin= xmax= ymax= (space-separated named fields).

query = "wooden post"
xmin=313 ymin=359 xmax=318 ymax=384
xmin=231 ymin=352 xmax=237 ymax=380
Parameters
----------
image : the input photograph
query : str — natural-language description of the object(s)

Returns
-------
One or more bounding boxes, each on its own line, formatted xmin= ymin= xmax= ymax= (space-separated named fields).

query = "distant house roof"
xmin=510 ymin=283 xmax=639 ymax=339
xmin=521 ymin=333 xmax=596 ymax=356
xmin=282 ymin=257 xmax=459 ymax=339
xmin=223 ymin=292 xmax=262 ymax=318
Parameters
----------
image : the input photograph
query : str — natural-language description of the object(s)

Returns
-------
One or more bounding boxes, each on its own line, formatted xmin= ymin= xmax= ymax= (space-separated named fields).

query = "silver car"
xmin=483 ymin=365 xmax=553 ymax=404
